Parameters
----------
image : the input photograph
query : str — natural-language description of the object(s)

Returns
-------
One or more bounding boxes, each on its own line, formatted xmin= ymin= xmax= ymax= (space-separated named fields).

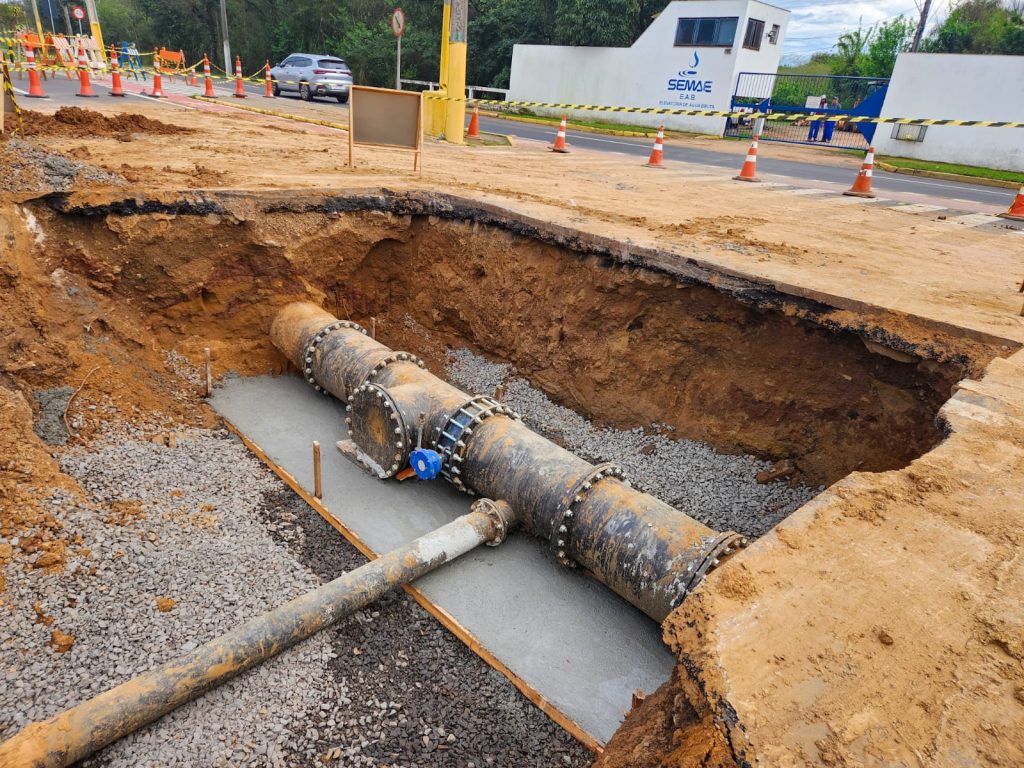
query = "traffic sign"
xmin=71 ymin=6 xmax=85 ymax=20
xmin=391 ymin=7 xmax=405 ymax=38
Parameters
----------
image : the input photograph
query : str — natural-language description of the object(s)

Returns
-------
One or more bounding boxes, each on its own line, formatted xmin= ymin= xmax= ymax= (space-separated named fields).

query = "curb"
xmin=479 ymin=110 xmax=656 ymax=137
xmin=479 ymin=110 xmax=724 ymax=141
xmin=875 ymin=160 xmax=1021 ymax=190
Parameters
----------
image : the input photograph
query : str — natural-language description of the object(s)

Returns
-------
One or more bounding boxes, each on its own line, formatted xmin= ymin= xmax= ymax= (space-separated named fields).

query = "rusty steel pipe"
xmin=271 ymin=303 xmax=746 ymax=621
xmin=0 ymin=501 xmax=514 ymax=768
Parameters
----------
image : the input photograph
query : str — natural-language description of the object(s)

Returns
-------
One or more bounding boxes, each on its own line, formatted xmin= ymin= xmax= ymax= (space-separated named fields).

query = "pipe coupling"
xmin=471 ymin=498 xmax=516 ymax=547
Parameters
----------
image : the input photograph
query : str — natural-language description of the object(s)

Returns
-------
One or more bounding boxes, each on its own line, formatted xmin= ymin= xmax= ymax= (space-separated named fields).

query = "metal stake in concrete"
xmin=204 ymin=348 xmax=212 ymax=396
xmin=313 ymin=440 xmax=322 ymax=499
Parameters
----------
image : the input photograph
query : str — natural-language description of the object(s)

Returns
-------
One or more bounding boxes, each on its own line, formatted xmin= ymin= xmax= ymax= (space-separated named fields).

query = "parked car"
xmin=269 ymin=53 xmax=353 ymax=103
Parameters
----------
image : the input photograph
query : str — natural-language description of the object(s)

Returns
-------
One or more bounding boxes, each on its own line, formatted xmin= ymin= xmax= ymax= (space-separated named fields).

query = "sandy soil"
xmin=2 ymin=101 xmax=1023 ymax=766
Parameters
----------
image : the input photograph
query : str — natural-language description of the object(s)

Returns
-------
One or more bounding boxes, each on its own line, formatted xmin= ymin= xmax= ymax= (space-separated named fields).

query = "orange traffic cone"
xmin=149 ymin=70 xmax=164 ymax=98
xmin=202 ymin=54 xmax=216 ymax=98
xmin=25 ymin=46 xmax=47 ymax=98
xmin=733 ymin=134 xmax=761 ymax=182
xmin=108 ymin=47 xmax=125 ymax=97
xmin=844 ymin=146 xmax=876 ymax=198
xmin=75 ymin=44 xmax=97 ymax=98
xmin=189 ymin=69 xmax=198 ymax=87
xmin=233 ymin=55 xmax=247 ymax=98
xmin=467 ymin=103 xmax=480 ymax=138
xmin=645 ymin=125 xmax=665 ymax=168
xmin=263 ymin=60 xmax=273 ymax=98
xmin=549 ymin=115 xmax=570 ymax=154
xmin=998 ymin=185 xmax=1024 ymax=221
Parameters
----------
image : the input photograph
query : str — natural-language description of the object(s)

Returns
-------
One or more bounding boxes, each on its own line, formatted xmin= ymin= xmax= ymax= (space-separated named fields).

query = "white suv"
xmin=269 ymin=54 xmax=353 ymax=103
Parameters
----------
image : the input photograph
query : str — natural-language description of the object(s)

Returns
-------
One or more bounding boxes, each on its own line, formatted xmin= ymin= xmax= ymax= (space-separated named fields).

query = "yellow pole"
xmin=426 ymin=0 xmax=452 ymax=137
xmin=443 ymin=0 xmax=468 ymax=144
xmin=438 ymin=0 xmax=450 ymax=90
xmin=83 ymin=0 xmax=106 ymax=60
xmin=29 ymin=0 xmax=44 ymax=44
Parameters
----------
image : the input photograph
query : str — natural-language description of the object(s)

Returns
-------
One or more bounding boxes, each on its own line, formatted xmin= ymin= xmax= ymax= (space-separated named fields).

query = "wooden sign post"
xmin=348 ymin=85 xmax=423 ymax=173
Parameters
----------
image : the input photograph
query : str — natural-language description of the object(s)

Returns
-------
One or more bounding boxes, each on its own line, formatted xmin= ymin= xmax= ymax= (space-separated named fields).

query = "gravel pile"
xmin=0 ymin=426 xmax=591 ymax=767
xmin=446 ymin=348 xmax=819 ymax=538
xmin=0 ymin=138 xmax=124 ymax=193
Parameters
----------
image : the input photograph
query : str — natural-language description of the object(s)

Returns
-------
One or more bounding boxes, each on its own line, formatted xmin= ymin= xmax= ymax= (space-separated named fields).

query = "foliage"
xmin=860 ymin=16 xmax=915 ymax=78
xmin=34 ymin=0 xmax=672 ymax=87
xmin=1 ymin=1 xmax=24 ymax=30
xmin=923 ymin=0 xmax=1024 ymax=54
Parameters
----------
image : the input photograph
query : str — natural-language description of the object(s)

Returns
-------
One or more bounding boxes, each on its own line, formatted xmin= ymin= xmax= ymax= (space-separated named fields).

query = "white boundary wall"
xmin=508 ymin=0 xmax=789 ymax=134
xmin=873 ymin=53 xmax=1024 ymax=172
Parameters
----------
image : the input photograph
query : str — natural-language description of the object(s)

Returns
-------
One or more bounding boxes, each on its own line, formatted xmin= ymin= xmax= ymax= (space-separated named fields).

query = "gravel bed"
xmin=0 ymin=138 xmax=124 ymax=193
xmin=446 ymin=348 xmax=820 ymax=538
xmin=0 ymin=426 xmax=591 ymax=767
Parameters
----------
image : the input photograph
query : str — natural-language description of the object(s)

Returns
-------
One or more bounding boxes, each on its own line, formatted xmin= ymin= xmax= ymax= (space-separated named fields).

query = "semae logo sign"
xmin=666 ymin=51 xmax=713 ymax=96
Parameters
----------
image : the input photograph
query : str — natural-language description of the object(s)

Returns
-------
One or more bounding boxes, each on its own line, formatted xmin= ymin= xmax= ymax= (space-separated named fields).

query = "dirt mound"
xmin=16 ymin=107 xmax=190 ymax=140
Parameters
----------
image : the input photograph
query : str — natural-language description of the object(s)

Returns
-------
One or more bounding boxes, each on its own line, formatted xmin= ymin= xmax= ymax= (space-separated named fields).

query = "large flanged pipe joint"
xmin=271 ymin=302 xmax=748 ymax=622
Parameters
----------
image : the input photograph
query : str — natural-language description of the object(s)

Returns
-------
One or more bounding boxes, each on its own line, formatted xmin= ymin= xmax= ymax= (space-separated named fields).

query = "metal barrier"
xmin=399 ymin=78 xmax=509 ymax=101
xmin=727 ymin=72 xmax=890 ymax=149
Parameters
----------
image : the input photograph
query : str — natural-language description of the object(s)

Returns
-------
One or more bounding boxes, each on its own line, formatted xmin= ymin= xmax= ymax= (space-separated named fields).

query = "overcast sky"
xmin=776 ymin=0 xmax=937 ymax=59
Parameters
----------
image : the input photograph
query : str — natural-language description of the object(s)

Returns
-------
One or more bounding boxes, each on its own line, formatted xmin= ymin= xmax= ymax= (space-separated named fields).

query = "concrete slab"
xmin=209 ymin=374 xmax=675 ymax=747
xmin=947 ymin=212 xmax=1000 ymax=228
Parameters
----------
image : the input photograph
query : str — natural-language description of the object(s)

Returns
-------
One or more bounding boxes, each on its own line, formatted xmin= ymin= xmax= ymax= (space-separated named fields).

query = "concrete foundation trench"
xmin=0 ymin=189 xmax=1005 ymax=767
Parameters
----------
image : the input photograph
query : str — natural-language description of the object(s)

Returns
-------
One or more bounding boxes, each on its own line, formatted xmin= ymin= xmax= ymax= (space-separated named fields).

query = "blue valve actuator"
xmin=410 ymin=448 xmax=442 ymax=481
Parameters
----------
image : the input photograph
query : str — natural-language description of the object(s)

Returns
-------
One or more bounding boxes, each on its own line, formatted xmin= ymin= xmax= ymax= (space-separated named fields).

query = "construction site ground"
xmin=1 ymin=89 xmax=1023 ymax=768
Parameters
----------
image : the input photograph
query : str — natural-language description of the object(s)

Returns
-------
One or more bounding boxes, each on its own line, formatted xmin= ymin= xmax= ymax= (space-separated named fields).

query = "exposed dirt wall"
xmin=12 ymin=191 xmax=996 ymax=493
xmin=341 ymin=215 xmax=967 ymax=486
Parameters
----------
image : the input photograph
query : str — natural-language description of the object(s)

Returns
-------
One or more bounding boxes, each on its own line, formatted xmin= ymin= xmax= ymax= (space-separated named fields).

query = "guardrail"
xmin=399 ymin=78 xmax=509 ymax=101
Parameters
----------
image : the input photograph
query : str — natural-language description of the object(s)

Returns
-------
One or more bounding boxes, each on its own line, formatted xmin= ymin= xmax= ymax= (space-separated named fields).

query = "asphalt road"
xmin=474 ymin=114 xmax=1018 ymax=211
xmin=14 ymin=74 xmax=1018 ymax=213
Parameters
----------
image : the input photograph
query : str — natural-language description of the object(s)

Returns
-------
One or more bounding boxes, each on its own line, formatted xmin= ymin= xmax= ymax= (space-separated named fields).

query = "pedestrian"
xmin=822 ymin=96 xmax=841 ymax=142
xmin=807 ymin=94 xmax=827 ymax=142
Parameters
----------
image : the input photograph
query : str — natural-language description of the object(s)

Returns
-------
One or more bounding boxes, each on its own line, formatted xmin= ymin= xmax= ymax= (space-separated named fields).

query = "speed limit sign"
xmin=71 ymin=6 xmax=85 ymax=20
xmin=391 ymin=7 xmax=405 ymax=38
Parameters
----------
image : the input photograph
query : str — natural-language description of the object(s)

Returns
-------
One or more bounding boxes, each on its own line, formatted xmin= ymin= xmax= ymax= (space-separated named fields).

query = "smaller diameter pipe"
xmin=0 ymin=503 xmax=512 ymax=768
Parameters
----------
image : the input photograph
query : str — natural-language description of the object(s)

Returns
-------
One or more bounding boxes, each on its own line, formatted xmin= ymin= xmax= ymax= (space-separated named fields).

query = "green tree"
xmin=860 ymin=16 xmax=914 ymax=78
xmin=832 ymin=25 xmax=871 ymax=77
xmin=1 ymin=2 xmax=24 ymax=30
xmin=552 ymin=0 xmax=663 ymax=46
xmin=924 ymin=0 xmax=1024 ymax=54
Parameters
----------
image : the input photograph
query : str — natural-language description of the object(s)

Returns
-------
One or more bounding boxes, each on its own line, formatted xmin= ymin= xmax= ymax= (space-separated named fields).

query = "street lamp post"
xmin=219 ymin=0 xmax=232 ymax=77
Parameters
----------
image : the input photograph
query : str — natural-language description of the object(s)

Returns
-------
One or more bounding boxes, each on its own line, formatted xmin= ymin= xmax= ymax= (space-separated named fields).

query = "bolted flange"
xmin=302 ymin=320 xmax=368 ymax=394
xmin=347 ymin=382 xmax=410 ymax=478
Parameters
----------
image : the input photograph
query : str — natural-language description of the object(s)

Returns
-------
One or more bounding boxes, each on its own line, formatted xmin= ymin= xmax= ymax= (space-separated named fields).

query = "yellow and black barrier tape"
xmin=3 ymin=62 xmax=331 ymax=91
xmin=423 ymin=93 xmax=1024 ymax=128
xmin=2 ymin=61 xmax=24 ymax=133
xmin=190 ymin=94 xmax=349 ymax=132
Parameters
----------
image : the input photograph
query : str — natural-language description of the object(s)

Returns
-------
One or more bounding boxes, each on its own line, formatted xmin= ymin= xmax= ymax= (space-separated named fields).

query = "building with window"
xmin=508 ymin=0 xmax=789 ymax=134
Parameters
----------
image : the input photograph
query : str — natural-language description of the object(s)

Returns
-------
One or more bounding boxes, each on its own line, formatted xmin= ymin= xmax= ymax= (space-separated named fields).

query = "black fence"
xmin=726 ymin=72 xmax=889 ymax=150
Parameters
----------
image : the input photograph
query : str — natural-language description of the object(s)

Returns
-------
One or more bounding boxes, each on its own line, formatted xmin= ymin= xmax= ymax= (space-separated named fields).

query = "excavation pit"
xmin=2 ymin=188 xmax=1015 ymax=762
xmin=19 ymin=188 xmax=991 ymax=497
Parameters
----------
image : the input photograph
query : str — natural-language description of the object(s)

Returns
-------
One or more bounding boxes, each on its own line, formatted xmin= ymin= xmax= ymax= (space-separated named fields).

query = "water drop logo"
xmin=682 ymin=51 xmax=700 ymax=76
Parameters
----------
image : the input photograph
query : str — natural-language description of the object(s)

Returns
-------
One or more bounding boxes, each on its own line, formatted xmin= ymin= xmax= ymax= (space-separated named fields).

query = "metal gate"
xmin=725 ymin=72 xmax=889 ymax=150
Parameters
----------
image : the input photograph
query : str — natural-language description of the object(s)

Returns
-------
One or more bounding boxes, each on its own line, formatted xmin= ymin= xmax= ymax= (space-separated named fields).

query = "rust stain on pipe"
xmin=0 ymin=505 xmax=511 ymax=768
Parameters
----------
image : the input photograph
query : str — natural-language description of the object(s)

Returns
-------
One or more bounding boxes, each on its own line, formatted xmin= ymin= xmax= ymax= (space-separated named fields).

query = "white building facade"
xmin=508 ymin=0 xmax=790 ymax=133
xmin=872 ymin=53 xmax=1024 ymax=172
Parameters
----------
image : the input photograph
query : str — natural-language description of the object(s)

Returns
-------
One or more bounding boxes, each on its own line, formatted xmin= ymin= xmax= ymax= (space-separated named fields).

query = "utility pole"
xmin=911 ymin=0 xmax=932 ymax=52
xmin=219 ymin=0 xmax=232 ymax=76
xmin=27 ymin=0 xmax=44 ymax=42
